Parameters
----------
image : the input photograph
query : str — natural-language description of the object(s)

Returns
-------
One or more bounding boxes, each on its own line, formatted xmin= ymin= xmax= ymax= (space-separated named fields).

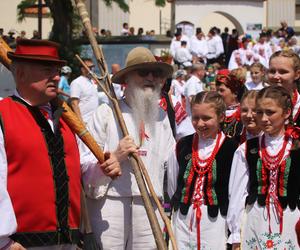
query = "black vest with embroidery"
xmin=222 ymin=118 xmax=243 ymax=143
xmin=246 ymin=137 xmax=300 ymax=210
xmin=171 ymin=134 xmax=238 ymax=217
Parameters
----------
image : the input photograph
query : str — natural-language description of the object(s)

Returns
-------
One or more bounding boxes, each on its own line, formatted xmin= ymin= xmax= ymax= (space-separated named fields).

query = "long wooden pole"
xmin=74 ymin=1 xmax=173 ymax=249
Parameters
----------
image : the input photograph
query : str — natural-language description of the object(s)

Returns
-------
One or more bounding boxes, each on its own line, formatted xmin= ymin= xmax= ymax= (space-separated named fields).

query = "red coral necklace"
xmin=191 ymin=132 xmax=222 ymax=250
xmin=192 ymin=132 xmax=222 ymax=175
xmin=260 ymin=134 xmax=288 ymax=171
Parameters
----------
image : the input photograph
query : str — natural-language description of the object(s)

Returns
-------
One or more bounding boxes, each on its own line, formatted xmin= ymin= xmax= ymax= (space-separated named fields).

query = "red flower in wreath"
xmin=285 ymin=125 xmax=300 ymax=140
xmin=266 ymin=239 xmax=274 ymax=248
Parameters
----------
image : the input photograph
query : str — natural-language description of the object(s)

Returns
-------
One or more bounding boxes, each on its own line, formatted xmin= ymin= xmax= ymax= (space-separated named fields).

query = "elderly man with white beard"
xmin=82 ymin=47 xmax=176 ymax=249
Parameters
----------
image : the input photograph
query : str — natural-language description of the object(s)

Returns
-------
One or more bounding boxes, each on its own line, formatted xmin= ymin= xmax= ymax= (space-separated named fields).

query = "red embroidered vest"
xmin=0 ymin=98 xmax=81 ymax=237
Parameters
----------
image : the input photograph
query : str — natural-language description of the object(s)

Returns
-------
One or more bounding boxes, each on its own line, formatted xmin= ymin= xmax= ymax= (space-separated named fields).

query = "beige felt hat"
xmin=111 ymin=47 xmax=173 ymax=84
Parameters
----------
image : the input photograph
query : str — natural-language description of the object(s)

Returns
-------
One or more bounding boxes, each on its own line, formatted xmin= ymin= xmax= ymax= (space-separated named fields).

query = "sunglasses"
xmin=136 ymin=69 xmax=164 ymax=78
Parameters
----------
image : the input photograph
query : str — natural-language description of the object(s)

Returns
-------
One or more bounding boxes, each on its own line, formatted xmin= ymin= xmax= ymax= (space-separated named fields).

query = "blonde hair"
xmin=269 ymin=49 xmax=300 ymax=71
xmin=250 ymin=62 xmax=265 ymax=73
xmin=241 ymin=90 xmax=258 ymax=104
xmin=230 ymin=67 xmax=247 ymax=83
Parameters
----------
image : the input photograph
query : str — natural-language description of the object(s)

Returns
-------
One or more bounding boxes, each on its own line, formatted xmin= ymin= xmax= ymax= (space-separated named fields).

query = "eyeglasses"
xmin=136 ymin=69 xmax=164 ymax=78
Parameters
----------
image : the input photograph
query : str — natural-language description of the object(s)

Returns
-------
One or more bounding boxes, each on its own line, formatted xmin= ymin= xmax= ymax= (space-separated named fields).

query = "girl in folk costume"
xmin=239 ymin=90 xmax=262 ymax=144
xmin=245 ymin=63 xmax=268 ymax=91
xmin=227 ymin=86 xmax=300 ymax=250
xmin=216 ymin=68 xmax=245 ymax=141
xmin=168 ymin=91 xmax=239 ymax=250
xmin=268 ymin=50 xmax=300 ymax=127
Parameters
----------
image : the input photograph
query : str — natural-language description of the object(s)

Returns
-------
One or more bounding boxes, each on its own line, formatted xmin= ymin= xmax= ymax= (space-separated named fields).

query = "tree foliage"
xmin=17 ymin=0 xmax=37 ymax=22
xmin=16 ymin=0 xmax=167 ymax=75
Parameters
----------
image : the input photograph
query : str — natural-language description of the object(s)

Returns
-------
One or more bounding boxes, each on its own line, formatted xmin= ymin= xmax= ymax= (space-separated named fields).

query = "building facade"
xmin=0 ymin=1 xmax=299 ymax=39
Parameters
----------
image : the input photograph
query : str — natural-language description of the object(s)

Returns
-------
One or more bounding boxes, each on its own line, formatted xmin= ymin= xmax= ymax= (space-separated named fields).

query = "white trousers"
xmin=87 ymin=196 xmax=163 ymax=250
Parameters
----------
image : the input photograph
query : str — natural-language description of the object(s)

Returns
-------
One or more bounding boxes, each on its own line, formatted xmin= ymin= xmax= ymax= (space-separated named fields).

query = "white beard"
xmin=125 ymin=80 xmax=161 ymax=142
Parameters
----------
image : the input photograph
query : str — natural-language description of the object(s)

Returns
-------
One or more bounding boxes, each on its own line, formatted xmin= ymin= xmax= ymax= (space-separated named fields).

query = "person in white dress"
xmin=227 ymin=85 xmax=300 ymax=250
xmin=245 ymin=62 xmax=267 ymax=91
xmin=168 ymin=91 xmax=238 ymax=250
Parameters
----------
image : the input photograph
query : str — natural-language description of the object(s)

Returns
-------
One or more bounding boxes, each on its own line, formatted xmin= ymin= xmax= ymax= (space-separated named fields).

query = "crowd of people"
xmin=1 ymin=23 xmax=300 ymax=250
xmin=0 ymin=28 xmax=41 ymax=47
xmin=170 ymin=21 xmax=300 ymax=72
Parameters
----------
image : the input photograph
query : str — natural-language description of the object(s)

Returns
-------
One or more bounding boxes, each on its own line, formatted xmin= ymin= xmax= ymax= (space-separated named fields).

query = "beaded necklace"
xmin=260 ymin=133 xmax=289 ymax=234
xmin=261 ymin=134 xmax=289 ymax=171
xmin=192 ymin=132 xmax=222 ymax=174
xmin=190 ymin=132 xmax=222 ymax=250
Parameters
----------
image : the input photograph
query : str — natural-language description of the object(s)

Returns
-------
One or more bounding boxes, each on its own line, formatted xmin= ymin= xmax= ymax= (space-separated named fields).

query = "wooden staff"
xmin=58 ymin=99 xmax=105 ymax=163
xmin=0 ymin=37 xmax=12 ymax=70
xmin=74 ymin=2 xmax=176 ymax=249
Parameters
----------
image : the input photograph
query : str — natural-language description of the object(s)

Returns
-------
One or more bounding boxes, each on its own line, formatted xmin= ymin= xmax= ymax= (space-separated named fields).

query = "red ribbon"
xmin=159 ymin=97 xmax=167 ymax=111
xmin=285 ymin=126 xmax=300 ymax=140
xmin=139 ymin=121 xmax=149 ymax=146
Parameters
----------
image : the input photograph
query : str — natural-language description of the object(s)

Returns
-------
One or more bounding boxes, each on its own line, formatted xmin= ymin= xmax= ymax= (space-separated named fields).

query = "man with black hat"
xmin=82 ymin=47 xmax=175 ymax=249
xmin=0 ymin=39 xmax=119 ymax=250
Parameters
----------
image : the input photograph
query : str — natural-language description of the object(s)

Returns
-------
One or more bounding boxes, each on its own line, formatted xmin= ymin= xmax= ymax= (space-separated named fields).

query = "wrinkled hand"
xmin=9 ymin=242 xmax=26 ymax=250
xmin=114 ymin=136 xmax=138 ymax=162
xmin=100 ymin=152 xmax=122 ymax=179
xmin=232 ymin=243 xmax=240 ymax=250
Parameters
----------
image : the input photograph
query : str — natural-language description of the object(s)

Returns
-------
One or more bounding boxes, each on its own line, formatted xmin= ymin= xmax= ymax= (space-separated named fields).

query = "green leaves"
xmin=155 ymin=0 xmax=166 ymax=7
xmin=102 ymin=0 xmax=129 ymax=12
xmin=17 ymin=0 xmax=37 ymax=22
